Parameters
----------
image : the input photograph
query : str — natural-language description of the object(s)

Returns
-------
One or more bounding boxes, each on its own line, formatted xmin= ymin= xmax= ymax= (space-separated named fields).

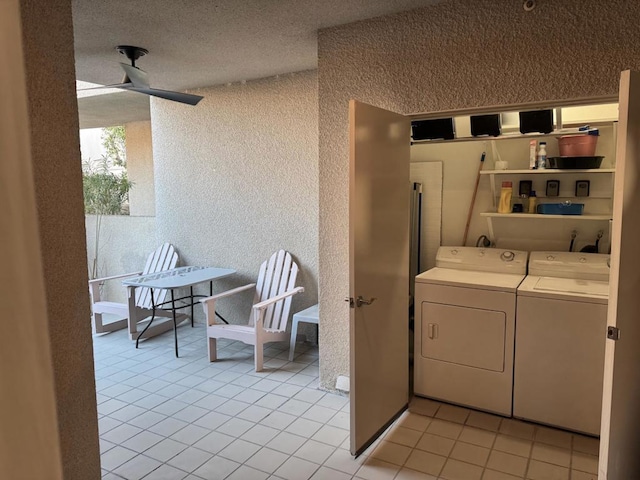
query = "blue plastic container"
xmin=536 ymin=203 xmax=584 ymax=215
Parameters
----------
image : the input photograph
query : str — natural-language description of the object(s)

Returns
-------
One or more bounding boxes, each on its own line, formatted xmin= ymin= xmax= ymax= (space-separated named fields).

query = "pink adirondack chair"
xmin=200 ymin=250 xmax=304 ymax=371
xmin=89 ymin=243 xmax=178 ymax=335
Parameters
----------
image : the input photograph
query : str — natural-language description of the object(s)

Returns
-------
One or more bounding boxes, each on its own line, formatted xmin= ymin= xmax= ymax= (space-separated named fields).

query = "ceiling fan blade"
xmin=77 ymin=82 xmax=133 ymax=91
xmin=120 ymin=63 xmax=150 ymax=88
xmin=127 ymin=86 xmax=204 ymax=106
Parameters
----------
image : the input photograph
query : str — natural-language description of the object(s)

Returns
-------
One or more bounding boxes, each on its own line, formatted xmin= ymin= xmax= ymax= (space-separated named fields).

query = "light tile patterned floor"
xmin=95 ymin=323 xmax=599 ymax=480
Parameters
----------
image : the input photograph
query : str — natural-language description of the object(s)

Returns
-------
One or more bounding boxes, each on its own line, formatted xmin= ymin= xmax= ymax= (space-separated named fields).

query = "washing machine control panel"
xmin=436 ymin=247 xmax=528 ymax=274
xmin=529 ymin=251 xmax=611 ymax=281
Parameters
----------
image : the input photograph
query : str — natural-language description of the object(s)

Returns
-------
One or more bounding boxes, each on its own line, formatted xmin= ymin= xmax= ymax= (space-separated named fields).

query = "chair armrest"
xmin=252 ymin=287 xmax=305 ymax=311
xmin=201 ymin=283 xmax=256 ymax=327
xmin=88 ymin=271 xmax=143 ymax=286
xmin=199 ymin=283 xmax=256 ymax=305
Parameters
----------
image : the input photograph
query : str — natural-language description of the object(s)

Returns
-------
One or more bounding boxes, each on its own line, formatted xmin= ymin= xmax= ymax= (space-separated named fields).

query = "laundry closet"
xmin=349 ymin=74 xmax=640 ymax=479
xmin=409 ymin=102 xmax=618 ymax=437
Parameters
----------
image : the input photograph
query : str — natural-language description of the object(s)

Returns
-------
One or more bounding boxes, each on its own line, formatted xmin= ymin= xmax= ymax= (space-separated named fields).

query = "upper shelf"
xmin=480 ymin=212 xmax=612 ymax=221
xmin=411 ymin=128 xmax=611 ymax=145
xmin=480 ymin=169 xmax=615 ymax=175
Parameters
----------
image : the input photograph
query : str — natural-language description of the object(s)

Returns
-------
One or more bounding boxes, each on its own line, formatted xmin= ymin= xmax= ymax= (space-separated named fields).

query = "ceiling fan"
xmin=80 ymin=45 xmax=204 ymax=106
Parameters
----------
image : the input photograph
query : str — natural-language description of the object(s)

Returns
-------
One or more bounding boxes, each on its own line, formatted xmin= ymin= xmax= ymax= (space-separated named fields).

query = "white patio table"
xmin=122 ymin=266 xmax=236 ymax=357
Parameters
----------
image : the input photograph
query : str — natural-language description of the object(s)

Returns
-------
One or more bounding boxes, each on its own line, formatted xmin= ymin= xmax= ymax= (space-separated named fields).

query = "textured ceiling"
xmin=72 ymin=0 xmax=442 ymax=91
xmin=77 ymin=91 xmax=151 ymax=129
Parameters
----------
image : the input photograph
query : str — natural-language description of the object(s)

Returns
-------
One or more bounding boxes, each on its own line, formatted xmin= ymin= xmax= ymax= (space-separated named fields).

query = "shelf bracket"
xmin=489 ymin=173 xmax=497 ymax=209
xmin=555 ymin=107 xmax=563 ymax=131
xmin=486 ymin=216 xmax=495 ymax=244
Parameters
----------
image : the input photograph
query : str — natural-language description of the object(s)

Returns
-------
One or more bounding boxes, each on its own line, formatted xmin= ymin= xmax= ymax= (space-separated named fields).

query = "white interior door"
xmin=349 ymin=100 xmax=410 ymax=456
xmin=600 ymin=70 xmax=640 ymax=479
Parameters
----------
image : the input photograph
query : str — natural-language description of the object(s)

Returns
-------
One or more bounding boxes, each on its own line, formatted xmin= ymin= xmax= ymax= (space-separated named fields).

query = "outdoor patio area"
xmin=95 ymin=323 xmax=355 ymax=480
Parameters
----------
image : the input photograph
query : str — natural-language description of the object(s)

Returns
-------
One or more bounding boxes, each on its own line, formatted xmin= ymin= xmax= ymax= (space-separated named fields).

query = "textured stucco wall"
xmin=318 ymin=0 xmax=640 ymax=390
xmin=86 ymin=215 xmax=157 ymax=302
xmin=126 ymin=121 xmax=156 ymax=216
xmin=152 ymin=71 xmax=319 ymax=332
xmin=19 ymin=0 xmax=101 ymax=477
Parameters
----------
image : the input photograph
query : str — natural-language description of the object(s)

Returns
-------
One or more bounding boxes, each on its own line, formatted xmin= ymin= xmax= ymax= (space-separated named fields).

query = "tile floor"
xmin=94 ymin=323 xmax=599 ymax=480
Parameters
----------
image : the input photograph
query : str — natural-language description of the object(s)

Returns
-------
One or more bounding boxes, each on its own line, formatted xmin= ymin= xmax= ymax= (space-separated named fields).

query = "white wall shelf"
xmin=484 ymin=169 xmax=616 ymax=214
xmin=480 ymin=169 xmax=614 ymax=244
xmin=411 ymin=130 xmax=605 ymax=145
xmin=481 ymin=213 xmax=612 ymax=221
xmin=480 ymin=212 xmax=612 ymax=245
xmin=481 ymin=169 xmax=615 ymax=175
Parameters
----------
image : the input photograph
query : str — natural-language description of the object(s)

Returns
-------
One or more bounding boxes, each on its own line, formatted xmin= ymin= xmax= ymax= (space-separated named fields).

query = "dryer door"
xmin=422 ymin=303 xmax=505 ymax=372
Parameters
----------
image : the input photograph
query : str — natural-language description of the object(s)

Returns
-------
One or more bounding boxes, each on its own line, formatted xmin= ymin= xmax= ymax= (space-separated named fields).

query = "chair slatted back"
xmin=251 ymin=250 xmax=299 ymax=331
xmin=135 ymin=243 xmax=179 ymax=309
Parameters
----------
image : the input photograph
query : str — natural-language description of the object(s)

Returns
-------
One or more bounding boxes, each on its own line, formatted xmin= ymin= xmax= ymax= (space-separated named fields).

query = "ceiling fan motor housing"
xmin=116 ymin=45 xmax=148 ymax=66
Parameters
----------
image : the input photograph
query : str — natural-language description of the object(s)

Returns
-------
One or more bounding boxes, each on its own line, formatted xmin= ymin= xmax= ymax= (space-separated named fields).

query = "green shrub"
xmin=82 ymin=161 xmax=132 ymax=215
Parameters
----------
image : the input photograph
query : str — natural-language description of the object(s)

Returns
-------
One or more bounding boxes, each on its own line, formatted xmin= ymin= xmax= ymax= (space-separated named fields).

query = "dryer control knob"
xmin=451 ymin=249 xmax=459 ymax=255
xmin=501 ymin=251 xmax=515 ymax=262
xmin=579 ymin=257 xmax=587 ymax=263
xmin=547 ymin=255 xmax=555 ymax=261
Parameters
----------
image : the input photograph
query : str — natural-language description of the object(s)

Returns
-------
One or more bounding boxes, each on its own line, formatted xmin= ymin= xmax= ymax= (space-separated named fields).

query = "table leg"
xmin=289 ymin=318 xmax=299 ymax=361
xmin=190 ymin=286 xmax=194 ymax=328
xmin=171 ymin=290 xmax=178 ymax=357
xmin=136 ymin=288 xmax=157 ymax=349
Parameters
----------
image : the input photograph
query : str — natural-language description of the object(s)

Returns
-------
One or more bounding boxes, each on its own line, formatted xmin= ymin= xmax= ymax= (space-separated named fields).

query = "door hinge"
xmin=345 ymin=297 xmax=355 ymax=309
xmin=607 ymin=326 xmax=620 ymax=341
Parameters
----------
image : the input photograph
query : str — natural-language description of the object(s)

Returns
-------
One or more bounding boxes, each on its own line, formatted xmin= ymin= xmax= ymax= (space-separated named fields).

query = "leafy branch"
xmin=101 ymin=126 xmax=126 ymax=167
xmin=82 ymin=126 xmax=132 ymax=279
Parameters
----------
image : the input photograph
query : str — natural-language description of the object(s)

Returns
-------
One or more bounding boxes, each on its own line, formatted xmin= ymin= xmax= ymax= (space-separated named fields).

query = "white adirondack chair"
xmin=200 ymin=250 xmax=304 ymax=371
xmin=89 ymin=243 xmax=179 ymax=335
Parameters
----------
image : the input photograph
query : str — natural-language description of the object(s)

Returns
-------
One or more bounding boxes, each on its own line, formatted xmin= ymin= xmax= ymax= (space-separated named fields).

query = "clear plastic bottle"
xmin=498 ymin=181 xmax=513 ymax=214
xmin=528 ymin=191 xmax=537 ymax=213
xmin=537 ymin=142 xmax=547 ymax=170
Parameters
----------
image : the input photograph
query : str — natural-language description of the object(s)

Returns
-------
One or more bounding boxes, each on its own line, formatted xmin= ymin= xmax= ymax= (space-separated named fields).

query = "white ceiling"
xmin=73 ymin=0 xmax=441 ymax=127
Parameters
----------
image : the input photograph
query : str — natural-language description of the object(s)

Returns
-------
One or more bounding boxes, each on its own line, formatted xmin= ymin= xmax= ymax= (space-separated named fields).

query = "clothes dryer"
xmin=514 ymin=251 xmax=609 ymax=435
xmin=414 ymin=247 xmax=528 ymax=416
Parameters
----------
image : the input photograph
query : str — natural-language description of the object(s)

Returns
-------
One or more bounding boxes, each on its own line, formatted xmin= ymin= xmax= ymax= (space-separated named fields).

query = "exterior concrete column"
xmin=12 ymin=0 xmax=101 ymax=478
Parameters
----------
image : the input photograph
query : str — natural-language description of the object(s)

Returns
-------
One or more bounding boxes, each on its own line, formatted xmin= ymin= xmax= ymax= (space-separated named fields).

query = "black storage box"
xmin=411 ymin=118 xmax=455 ymax=141
xmin=547 ymin=156 xmax=604 ymax=169
xmin=470 ymin=114 xmax=501 ymax=137
xmin=519 ymin=109 xmax=554 ymax=134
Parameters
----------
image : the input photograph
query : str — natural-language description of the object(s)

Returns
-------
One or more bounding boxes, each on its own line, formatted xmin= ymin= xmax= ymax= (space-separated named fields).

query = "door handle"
xmin=427 ymin=323 xmax=438 ymax=339
xmin=356 ymin=296 xmax=376 ymax=307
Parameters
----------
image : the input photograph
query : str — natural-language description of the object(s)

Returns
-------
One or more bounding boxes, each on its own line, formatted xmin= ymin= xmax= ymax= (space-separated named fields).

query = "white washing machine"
xmin=514 ymin=251 xmax=610 ymax=436
xmin=414 ymin=246 xmax=528 ymax=416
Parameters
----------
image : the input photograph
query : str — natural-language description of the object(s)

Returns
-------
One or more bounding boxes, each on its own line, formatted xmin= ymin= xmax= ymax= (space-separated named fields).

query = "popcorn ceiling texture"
xmin=126 ymin=121 xmax=156 ymax=217
xmin=318 ymin=0 xmax=640 ymax=390
xmin=151 ymin=71 xmax=319 ymax=332
xmin=19 ymin=0 xmax=101 ymax=477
